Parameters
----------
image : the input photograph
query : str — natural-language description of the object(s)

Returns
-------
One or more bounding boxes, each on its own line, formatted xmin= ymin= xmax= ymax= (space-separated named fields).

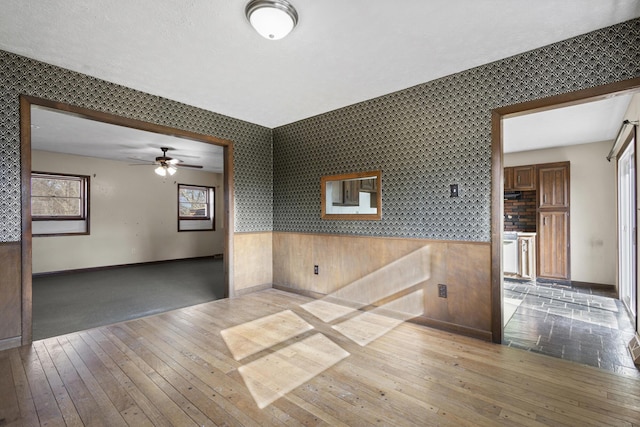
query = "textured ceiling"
xmin=31 ymin=106 xmax=225 ymax=173
xmin=2 ymin=0 xmax=639 ymax=128
xmin=503 ymin=94 xmax=634 ymax=153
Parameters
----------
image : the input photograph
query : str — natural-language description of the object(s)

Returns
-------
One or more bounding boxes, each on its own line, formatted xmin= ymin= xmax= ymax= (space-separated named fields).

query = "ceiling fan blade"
xmin=127 ymin=149 xmax=203 ymax=170
xmin=127 ymin=157 xmax=156 ymax=164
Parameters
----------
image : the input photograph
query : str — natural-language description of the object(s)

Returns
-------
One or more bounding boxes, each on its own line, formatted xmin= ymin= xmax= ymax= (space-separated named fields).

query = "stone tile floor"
xmin=503 ymin=279 xmax=640 ymax=378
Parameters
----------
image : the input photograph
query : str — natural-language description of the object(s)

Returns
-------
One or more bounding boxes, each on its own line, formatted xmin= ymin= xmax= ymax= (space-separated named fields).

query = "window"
xmin=31 ymin=172 xmax=90 ymax=236
xmin=179 ymin=184 xmax=211 ymax=219
xmin=178 ymin=184 xmax=214 ymax=231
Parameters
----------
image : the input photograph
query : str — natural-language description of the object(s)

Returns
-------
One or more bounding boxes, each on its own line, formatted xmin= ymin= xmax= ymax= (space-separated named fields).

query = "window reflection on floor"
xmin=222 ymin=245 xmax=431 ymax=409
xmin=221 ymin=310 xmax=313 ymax=361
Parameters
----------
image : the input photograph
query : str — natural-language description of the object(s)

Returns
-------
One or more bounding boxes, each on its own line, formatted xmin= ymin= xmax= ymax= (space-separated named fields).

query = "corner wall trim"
xmin=411 ymin=316 xmax=492 ymax=342
xmin=234 ymin=283 xmax=273 ymax=297
xmin=272 ymin=284 xmax=326 ymax=300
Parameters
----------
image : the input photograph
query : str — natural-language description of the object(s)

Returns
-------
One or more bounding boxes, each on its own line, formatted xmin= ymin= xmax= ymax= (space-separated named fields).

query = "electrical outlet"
xmin=314 ymin=265 xmax=319 ymax=275
xmin=438 ymin=284 xmax=447 ymax=298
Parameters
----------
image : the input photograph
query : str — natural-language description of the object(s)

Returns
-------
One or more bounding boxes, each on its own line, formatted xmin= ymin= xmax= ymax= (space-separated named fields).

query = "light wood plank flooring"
xmin=1 ymin=289 xmax=639 ymax=426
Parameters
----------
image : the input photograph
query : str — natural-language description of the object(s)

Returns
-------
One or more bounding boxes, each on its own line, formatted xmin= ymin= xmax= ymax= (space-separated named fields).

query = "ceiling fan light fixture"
xmin=245 ymin=0 xmax=298 ymax=40
xmin=155 ymin=163 xmax=177 ymax=176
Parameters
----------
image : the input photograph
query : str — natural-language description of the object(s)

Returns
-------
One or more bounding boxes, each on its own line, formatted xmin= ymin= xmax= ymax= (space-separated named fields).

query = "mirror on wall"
xmin=321 ymin=171 xmax=382 ymax=220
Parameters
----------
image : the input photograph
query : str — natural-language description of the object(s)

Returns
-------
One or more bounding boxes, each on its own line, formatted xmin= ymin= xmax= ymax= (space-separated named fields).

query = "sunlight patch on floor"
xmin=224 ymin=245 xmax=431 ymax=409
xmin=300 ymin=299 xmax=357 ymax=323
xmin=503 ymin=297 xmax=523 ymax=327
xmin=220 ymin=310 xmax=313 ymax=361
xmin=333 ymin=290 xmax=424 ymax=346
xmin=238 ymin=333 xmax=349 ymax=409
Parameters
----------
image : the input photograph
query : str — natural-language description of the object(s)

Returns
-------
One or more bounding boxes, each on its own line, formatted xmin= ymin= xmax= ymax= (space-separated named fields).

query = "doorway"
xmin=20 ymin=95 xmax=235 ymax=344
xmin=491 ymin=79 xmax=640 ymax=373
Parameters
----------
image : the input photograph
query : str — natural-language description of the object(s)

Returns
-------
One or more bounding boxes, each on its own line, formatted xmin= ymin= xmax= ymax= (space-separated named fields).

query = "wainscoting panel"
xmin=0 ymin=242 xmax=21 ymax=342
xmin=233 ymin=232 xmax=273 ymax=295
xmin=273 ymin=232 xmax=491 ymax=339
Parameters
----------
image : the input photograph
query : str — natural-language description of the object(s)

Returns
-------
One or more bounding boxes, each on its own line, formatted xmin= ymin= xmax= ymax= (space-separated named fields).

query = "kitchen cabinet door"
xmin=342 ymin=180 xmax=360 ymax=205
xmin=519 ymin=236 xmax=536 ymax=279
xmin=538 ymin=211 xmax=569 ymax=280
xmin=513 ymin=165 xmax=535 ymax=190
xmin=538 ymin=163 xmax=569 ymax=208
xmin=504 ymin=167 xmax=513 ymax=190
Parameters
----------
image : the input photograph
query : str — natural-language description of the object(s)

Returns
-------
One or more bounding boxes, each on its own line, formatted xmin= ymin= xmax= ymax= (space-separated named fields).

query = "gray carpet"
xmin=33 ymin=257 xmax=224 ymax=340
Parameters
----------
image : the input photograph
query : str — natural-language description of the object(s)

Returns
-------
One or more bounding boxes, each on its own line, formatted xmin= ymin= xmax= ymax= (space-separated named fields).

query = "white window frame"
xmin=31 ymin=171 xmax=90 ymax=236
xmin=178 ymin=184 xmax=215 ymax=232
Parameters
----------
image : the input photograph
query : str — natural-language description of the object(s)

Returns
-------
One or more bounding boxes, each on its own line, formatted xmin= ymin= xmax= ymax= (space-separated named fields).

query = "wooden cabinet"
xmin=538 ymin=211 xmax=569 ymax=279
xmin=538 ymin=164 xmax=569 ymax=208
xmin=504 ymin=161 xmax=570 ymax=281
xmin=513 ymin=166 xmax=535 ymax=190
xmin=537 ymin=161 xmax=570 ymax=281
xmin=504 ymin=165 xmax=536 ymax=190
xmin=342 ymin=180 xmax=360 ymax=206
xmin=504 ymin=167 xmax=514 ymax=190
xmin=518 ymin=235 xmax=536 ymax=279
xmin=360 ymin=177 xmax=377 ymax=192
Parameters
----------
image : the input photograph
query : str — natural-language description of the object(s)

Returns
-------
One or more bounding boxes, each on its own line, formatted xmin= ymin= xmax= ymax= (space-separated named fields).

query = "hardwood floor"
xmin=1 ymin=289 xmax=639 ymax=426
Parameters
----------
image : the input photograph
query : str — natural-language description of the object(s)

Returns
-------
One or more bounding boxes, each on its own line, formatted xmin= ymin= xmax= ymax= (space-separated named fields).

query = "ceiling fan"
xmin=130 ymin=147 xmax=203 ymax=176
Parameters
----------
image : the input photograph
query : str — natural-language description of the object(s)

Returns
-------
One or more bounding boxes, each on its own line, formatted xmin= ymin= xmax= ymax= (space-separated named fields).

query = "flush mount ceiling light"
xmin=245 ymin=0 xmax=298 ymax=40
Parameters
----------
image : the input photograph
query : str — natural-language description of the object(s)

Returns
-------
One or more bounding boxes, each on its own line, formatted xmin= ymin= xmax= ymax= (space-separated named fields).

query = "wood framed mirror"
xmin=321 ymin=170 xmax=382 ymax=220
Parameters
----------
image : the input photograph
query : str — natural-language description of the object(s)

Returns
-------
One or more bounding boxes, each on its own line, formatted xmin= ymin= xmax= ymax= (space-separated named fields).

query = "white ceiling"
xmin=2 ymin=0 xmax=639 ymax=128
xmin=503 ymin=94 xmax=634 ymax=153
xmin=31 ymin=106 xmax=225 ymax=173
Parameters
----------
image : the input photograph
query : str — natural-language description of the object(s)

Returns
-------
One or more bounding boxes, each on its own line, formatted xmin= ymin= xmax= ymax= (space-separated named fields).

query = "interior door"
xmin=618 ymin=141 xmax=637 ymax=319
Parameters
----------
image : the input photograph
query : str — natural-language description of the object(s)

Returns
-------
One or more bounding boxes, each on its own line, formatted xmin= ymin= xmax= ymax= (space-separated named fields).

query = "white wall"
xmin=32 ymin=150 xmax=224 ymax=273
xmin=505 ymin=140 xmax=616 ymax=285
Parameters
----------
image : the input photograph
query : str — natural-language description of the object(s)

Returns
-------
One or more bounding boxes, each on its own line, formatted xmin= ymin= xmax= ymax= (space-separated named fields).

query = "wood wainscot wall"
xmin=233 ymin=232 xmax=273 ymax=296
xmin=0 ymin=242 xmax=22 ymax=350
xmin=272 ymin=232 xmax=492 ymax=341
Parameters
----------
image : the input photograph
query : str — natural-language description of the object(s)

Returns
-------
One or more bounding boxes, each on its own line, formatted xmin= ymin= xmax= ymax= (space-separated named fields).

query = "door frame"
xmin=19 ymin=95 xmax=235 ymax=345
xmin=490 ymin=77 xmax=640 ymax=343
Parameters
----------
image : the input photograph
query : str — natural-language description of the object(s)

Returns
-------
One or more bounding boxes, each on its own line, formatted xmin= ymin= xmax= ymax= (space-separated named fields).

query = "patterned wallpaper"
xmin=2 ymin=19 xmax=640 ymax=244
xmin=273 ymin=19 xmax=640 ymax=241
xmin=0 ymin=51 xmax=273 ymax=242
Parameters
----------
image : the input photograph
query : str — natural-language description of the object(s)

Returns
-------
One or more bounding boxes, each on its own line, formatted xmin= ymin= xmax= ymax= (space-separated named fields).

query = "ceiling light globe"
xmin=246 ymin=0 xmax=298 ymax=40
xmin=155 ymin=166 xmax=167 ymax=176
